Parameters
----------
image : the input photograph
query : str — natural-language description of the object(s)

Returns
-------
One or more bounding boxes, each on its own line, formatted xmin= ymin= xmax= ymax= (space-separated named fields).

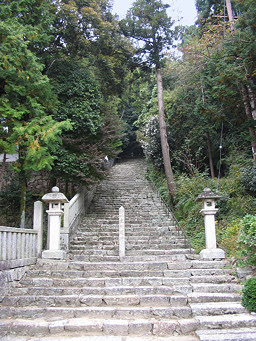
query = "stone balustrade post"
xmin=41 ymin=187 xmax=69 ymax=260
xmin=119 ymin=206 xmax=125 ymax=262
xmin=196 ymin=188 xmax=225 ymax=260
xmin=33 ymin=200 xmax=43 ymax=257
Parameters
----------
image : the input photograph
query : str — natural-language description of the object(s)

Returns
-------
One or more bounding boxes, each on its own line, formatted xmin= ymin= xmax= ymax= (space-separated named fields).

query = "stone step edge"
xmin=196 ymin=327 xmax=256 ymax=339
xmin=0 ymin=335 xmax=200 ymax=341
xmin=0 ymin=317 xmax=199 ymax=337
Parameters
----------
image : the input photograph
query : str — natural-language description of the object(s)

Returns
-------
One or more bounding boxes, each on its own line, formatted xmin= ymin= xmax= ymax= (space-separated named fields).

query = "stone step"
xmin=2 ymin=293 xmax=188 ymax=308
xmin=190 ymin=275 xmax=236 ymax=284
xmin=0 ymin=305 xmax=192 ymax=320
xmin=77 ymin=229 xmax=178 ymax=235
xmin=69 ymin=245 xmax=189 ymax=253
xmin=70 ymin=254 xmax=191 ymax=262
xmin=0 ymin=335 xmax=200 ymax=341
xmin=196 ymin=313 xmax=256 ymax=330
xmin=71 ymin=234 xmax=185 ymax=241
xmin=191 ymin=283 xmax=242 ymax=293
xmin=20 ymin=276 xmax=193 ymax=289
xmin=9 ymin=285 xmax=183 ymax=296
xmin=196 ymin=327 xmax=256 ymax=341
xmin=190 ymin=302 xmax=247 ymax=316
xmin=24 ymin=268 xmax=204 ymax=279
xmin=70 ymin=241 xmax=187 ymax=247
xmin=35 ymin=260 xmax=193 ymax=271
xmin=188 ymin=292 xmax=241 ymax=303
xmin=0 ymin=317 xmax=199 ymax=338
xmin=125 ymin=249 xmax=193 ymax=255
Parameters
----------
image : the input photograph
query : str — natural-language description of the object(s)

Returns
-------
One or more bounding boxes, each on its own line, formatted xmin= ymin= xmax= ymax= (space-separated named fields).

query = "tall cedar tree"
xmin=0 ymin=2 xmax=72 ymax=227
xmin=120 ymin=0 xmax=177 ymax=202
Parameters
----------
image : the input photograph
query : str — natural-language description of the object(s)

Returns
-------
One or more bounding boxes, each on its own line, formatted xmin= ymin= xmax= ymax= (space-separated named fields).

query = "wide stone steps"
xmin=8 ymin=285 xmax=183 ymax=296
xmin=0 ymin=305 xmax=192 ymax=320
xmin=1 ymin=158 xmax=256 ymax=340
xmin=0 ymin=317 xmax=199 ymax=339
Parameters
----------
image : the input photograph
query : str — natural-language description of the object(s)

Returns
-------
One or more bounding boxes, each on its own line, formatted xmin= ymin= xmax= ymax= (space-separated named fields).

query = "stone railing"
xmin=61 ymin=188 xmax=86 ymax=251
xmin=0 ymin=201 xmax=43 ymax=271
xmin=0 ymin=227 xmax=38 ymax=270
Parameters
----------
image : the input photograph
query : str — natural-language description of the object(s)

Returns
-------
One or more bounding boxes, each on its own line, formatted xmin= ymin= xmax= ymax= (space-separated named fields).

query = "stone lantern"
xmin=42 ymin=186 xmax=69 ymax=259
xmin=196 ymin=187 xmax=225 ymax=260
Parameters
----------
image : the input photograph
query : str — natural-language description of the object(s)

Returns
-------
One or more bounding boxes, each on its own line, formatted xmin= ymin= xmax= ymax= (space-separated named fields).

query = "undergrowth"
xmin=147 ymin=160 xmax=256 ymax=263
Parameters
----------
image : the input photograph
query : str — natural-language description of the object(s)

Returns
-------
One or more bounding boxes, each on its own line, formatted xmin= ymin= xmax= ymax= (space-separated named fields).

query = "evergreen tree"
xmin=120 ymin=0 xmax=178 ymax=202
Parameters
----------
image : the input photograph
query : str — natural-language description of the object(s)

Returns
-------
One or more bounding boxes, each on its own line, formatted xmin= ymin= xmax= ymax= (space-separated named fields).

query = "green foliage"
xmin=238 ymin=214 xmax=256 ymax=265
xmin=242 ymin=276 xmax=256 ymax=312
xmin=147 ymin=150 xmax=256 ymax=258
xmin=120 ymin=0 xmax=178 ymax=67
xmin=218 ymin=219 xmax=242 ymax=257
xmin=0 ymin=172 xmax=32 ymax=226
xmin=49 ymin=60 xmax=103 ymax=136
xmin=240 ymin=165 xmax=256 ymax=196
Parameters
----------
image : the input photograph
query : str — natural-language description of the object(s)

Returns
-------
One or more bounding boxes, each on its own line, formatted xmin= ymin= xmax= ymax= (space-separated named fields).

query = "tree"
xmin=120 ymin=0 xmax=178 ymax=202
xmin=48 ymin=60 xmax=123 ymax=189
xmin=0 ymin=18 xmax=71 ymax=227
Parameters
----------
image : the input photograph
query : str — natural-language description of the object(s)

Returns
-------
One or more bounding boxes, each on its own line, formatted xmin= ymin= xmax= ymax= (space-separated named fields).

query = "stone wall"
xmin=0 ymin=266 xmax=29 ymax=302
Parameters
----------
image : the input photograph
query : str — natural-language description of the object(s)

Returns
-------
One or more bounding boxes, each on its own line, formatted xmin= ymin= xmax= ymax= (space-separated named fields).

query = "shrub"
xmin=240 ymin=165 xmax=256 ymax=196
xmin=218 ymin=219 xmax=242 ymax=257
xmin=242 ymin=276 xmax=256 ymax=312
xmin=238 ymin=214 xmax=256 ymax=265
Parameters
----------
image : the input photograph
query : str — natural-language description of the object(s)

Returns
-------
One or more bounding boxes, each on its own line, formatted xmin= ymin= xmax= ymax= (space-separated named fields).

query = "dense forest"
xmin=0 ymin=0 xmax=256 ymax=267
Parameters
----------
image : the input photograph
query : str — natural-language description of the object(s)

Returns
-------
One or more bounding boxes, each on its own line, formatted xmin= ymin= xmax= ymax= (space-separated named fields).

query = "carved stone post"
xmin=196 ymin=188 xmax=225 ymax=260
xmin=42 ymin=187 xmax=68 ymax=260
xmin=119 ymin=206 xmax=125 ymax=262
xmin=33 ymin=200 xmax=43 ymax=257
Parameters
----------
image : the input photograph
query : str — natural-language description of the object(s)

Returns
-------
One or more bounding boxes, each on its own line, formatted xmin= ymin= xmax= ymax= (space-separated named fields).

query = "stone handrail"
xmin=61 ymin=188 xmax=86 ymax=251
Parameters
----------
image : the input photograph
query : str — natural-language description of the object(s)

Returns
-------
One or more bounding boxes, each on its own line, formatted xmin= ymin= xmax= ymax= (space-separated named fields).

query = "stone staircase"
xmin=0 ymin=158 xmax=256 ymax=341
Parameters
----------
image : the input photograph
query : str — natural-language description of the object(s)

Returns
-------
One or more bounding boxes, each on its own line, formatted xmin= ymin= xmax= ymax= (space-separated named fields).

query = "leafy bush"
xmin=238 ymin=214 xmax=256 ymax=265
xmin=240 ymin=165 xmax=256 ymax=196
xmin=218 ymin=219 xmax=242 ymax=257
xmin=242 ymin=276 xmax=256 ymax=312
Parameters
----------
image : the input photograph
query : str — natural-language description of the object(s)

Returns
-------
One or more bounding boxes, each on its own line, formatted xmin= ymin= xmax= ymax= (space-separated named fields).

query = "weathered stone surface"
xmin=152 ymin=320 xmax=177 ymax=336
xmin=103 ymin=320 xmax=129 ymax=335
xmin=178 ymin=319 xmax=199 ymax=334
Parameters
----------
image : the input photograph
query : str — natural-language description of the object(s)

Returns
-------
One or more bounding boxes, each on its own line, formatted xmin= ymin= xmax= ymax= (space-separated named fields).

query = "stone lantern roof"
xmin=196 ymin=187 xmax=222 ymax=202
xmin=42 ymin=186 xmax=69 ymax=204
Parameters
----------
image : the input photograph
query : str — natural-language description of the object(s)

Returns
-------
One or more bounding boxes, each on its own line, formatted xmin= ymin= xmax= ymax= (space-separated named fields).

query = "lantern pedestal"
xmin=196 ymin=188 xmax=225 ymax=260
xmin=42 ymin=187 xmax=68 ymax=260
xmin=199 ymin=248 xmax=225 ymax=260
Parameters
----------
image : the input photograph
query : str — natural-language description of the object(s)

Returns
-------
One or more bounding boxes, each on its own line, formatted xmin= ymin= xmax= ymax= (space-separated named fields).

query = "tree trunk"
xmin=19 ymin=170 xmax=27 ymax=229
xmin=207 ymin=132 xmax=215 ymax=178
xmin=226 ymin=0 xmax=234 ymax=30
xmin=156 ymin=68 xmax=176 ymax=202
xmin=241 ymin=85 xmax=256 ymax=167
xmin=0 ymin=152 xmax=7 ymax=191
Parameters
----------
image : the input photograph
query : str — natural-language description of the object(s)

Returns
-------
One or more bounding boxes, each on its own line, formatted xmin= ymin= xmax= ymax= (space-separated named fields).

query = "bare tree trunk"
xmin=0 ymin=152 xmax=7 ymax=191
xmin=226 ymin=0 xmax=234 ymax=30
xmin=19 ymin=170 xmax=27 ymax=229
xmin=248 ymin=85 xmax=256 ymax=120
xmin=241 ymin=85 xmax=256 ymax=167
xmin=201 ymin=83 xmax=215 ymax=178
xmin=156 ymin=68 xmax=176 ymax=202
xmin=227 ymin=0 xmax=256 ymax=166
xmin=207 ymin=132 xmax=215 ymax=178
